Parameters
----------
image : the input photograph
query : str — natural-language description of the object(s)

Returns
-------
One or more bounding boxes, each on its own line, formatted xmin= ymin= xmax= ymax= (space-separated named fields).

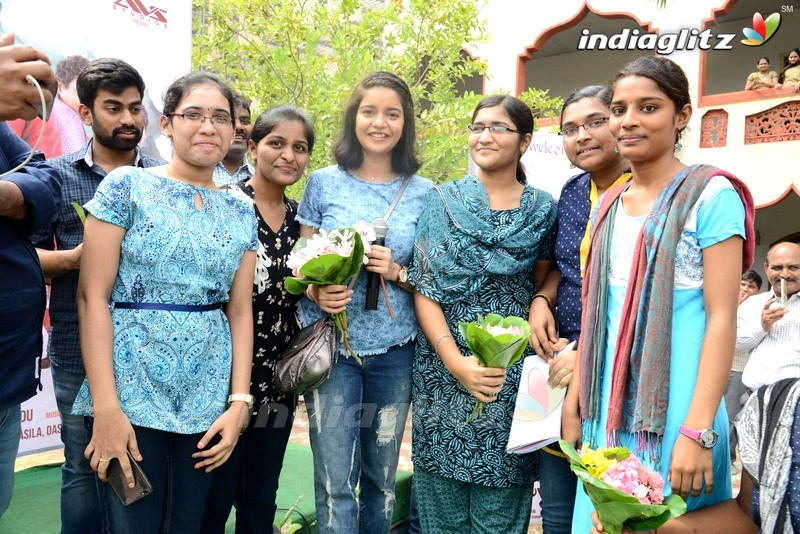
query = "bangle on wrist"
xmin=532 ymin=293 xmax=552 ymax=308
xmin=228 ymin=393 xmax=254 ymax=409
xmin=433 ymin=333 xmax=453 ymax=355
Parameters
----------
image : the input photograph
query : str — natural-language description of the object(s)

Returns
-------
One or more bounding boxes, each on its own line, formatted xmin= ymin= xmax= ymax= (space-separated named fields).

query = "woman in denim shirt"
xmin=296 ymin=71 xmax=433 ymax=533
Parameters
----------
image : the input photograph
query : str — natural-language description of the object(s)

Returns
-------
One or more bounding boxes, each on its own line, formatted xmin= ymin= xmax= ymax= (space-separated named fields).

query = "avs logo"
xmin=741 ymin=12 xmax=781 ymax=46
xmin=113 ymin=0 xmax=168 ymax=28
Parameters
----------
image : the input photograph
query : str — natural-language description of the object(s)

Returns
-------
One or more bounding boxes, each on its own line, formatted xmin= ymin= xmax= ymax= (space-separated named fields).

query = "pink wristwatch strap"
xmin=679 ymin=424 xmax=701 ymax=441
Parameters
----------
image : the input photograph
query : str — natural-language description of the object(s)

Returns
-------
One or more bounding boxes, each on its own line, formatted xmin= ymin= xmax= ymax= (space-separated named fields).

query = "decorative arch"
xmin=460 ymin=46 xmax=486 ymax=95
xmin=755 ymin=183 xmax=800 ymax=210
xmin=515 ymin=3 xmax=656 ymax=95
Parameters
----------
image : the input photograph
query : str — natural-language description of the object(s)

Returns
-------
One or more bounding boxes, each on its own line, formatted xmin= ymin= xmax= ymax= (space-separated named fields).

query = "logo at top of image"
xmin=741 ymin=12 xmax=781 ymax=46
xmin=112 ymin=0 xmax=168 ymax=28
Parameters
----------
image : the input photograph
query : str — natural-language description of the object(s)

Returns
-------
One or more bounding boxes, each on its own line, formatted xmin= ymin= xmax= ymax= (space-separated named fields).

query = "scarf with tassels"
xmin=578 ymin=164 xmax=755 ymax=458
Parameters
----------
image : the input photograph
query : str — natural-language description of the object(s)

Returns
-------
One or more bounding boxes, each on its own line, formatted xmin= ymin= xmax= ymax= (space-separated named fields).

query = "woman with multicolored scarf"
xmin=564 ymin=56 xmax=755 ymax=533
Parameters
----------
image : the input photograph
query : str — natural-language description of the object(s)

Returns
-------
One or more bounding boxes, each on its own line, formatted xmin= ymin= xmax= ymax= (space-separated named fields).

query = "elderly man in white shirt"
xmin=741 ymin=242 xmax=800 ymax=391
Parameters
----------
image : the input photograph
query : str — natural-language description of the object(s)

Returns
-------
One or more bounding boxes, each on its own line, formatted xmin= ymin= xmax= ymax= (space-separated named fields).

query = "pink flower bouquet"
xmin=285 ymin=222 xmax=375 ymax=359
xmin=559 ymin=440 xmax=686 ymax=534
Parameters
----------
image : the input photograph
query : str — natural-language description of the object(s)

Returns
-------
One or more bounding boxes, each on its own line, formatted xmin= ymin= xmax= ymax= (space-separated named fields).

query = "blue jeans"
xmin=201 ymin=402 xmax=295 ymax=533
xmin=88 ymin=422 xmax=214 ymax=533
xmin=51 ymin=364 xmax=102 ymax=533
xmin=538 ymin=444 xmax=577 ymax=534
xmin=306 ymin=341 xmax=413 ymax=534
xmin=0 ymin=405 xmax=21 ymax=518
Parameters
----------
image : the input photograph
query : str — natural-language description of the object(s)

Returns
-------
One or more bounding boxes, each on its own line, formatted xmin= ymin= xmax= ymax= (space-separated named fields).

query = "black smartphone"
xmin=106 ymin=452 xmax=153 ymax=506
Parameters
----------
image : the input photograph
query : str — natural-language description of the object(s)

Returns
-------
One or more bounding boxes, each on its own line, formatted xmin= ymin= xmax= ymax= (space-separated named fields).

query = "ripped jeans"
xmin=306 ymin=341 xmax=413 ymax=534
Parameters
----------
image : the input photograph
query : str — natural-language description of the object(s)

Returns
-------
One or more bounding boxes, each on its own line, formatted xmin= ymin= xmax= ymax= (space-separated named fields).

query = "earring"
xmin=569 ymin=163 xmax=576 ymax=169
xmin=675 ymin=142 xmax=683 ymax=150
xmin=614 ymin=147 xmax=619 ymax=154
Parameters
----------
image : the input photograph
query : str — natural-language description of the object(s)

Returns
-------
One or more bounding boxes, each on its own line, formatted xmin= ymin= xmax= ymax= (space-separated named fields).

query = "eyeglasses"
xmin=170 ymin=112 xmax=233 ymax=126
xmin=558 ymin=117 xmax=609 ymax=138
xmin=467 ymin=124 xmax=520 ymax=135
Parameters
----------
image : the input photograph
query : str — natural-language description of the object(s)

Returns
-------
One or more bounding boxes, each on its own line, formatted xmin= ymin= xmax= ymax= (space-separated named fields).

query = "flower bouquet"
xmin=457 ymin=314 xmax=531 ymax=422
xmin=558 ymin=439 xmax=686 ymax=534
xmin=285 ymin=222 xmax=375 ymax=359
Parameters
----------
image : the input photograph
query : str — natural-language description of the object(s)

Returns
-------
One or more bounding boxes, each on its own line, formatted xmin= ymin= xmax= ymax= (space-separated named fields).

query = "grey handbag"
xmin=274 ymin=316 xmax=339 ymax=395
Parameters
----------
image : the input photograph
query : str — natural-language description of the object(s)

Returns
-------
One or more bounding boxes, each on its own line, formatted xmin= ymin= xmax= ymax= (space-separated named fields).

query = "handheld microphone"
xmin=365 ymin=218 xmax=389 ymax=310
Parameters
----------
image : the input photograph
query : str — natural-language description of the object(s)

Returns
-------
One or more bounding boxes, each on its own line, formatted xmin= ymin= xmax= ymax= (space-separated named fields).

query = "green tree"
xmin=193 ymin=0 xmax=487 ymax=194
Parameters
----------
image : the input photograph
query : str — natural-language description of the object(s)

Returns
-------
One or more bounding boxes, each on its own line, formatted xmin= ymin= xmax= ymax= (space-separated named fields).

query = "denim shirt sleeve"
xmin=0 ymin=123 xmax=62 ymax=235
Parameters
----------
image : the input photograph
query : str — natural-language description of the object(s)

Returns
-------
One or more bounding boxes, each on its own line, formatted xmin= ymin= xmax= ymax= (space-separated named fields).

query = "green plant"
xmin=193 ymin=0 xmax=487 ymax=189
xmin=517 ymin=87 xmax=564 ymax=130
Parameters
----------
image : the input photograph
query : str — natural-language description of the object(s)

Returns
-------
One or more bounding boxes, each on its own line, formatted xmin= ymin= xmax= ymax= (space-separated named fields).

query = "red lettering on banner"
xmin=112 ymin=0 xmax=168 ymax=25
xmin=21 ymin=427 xmax=43 ymax=440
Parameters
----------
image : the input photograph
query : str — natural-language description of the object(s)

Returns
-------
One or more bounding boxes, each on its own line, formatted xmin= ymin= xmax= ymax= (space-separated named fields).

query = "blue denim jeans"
xmin=51 ymin=364 xmax=102 ymax=533
xmin=306 ymin=341 xmax=413 ymax=534
xmin=87 ymin=422 xmax=214 ymax=534
xmin=0 ymin=405 xmax=21 ymax=518
xmin=538 ymin=444 xmax=577 ymax=534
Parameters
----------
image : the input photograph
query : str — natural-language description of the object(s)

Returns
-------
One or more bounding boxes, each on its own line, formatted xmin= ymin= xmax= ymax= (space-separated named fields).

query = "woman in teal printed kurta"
xmin=562 ymin=57 xmax=755 ymax=533
xmin=75 ymin=73 xmax=257 ymax=533
xmin=410 ymin=95 xmax=556 ymax=533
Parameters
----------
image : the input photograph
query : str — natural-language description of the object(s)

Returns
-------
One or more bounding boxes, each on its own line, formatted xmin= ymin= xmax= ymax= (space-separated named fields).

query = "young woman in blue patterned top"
xmin=296 ymin=71 xmax=433 ymax=533
xmin=527 ymin=85 xmax=631 ymax=533
xmin=74 ymin=72 xmax=257 ymax=532
xmin=409 ymin=94 xmax=557 ymax=532
xmin=201 ymin=106 xmax=315 ymax=533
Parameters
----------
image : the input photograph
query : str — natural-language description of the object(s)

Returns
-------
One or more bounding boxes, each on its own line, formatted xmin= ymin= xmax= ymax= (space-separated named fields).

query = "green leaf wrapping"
xmin=71 ymin=202 xmax=87 ymax=225
xmin=558 ymin=440 xmax=686 ymax=533
xmin=457 ymin=314 xmax=531 ymax=369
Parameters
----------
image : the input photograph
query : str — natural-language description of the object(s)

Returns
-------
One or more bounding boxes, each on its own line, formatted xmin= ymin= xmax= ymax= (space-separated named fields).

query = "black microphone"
xmin=365 ymin=218 xmax=389 ymax=310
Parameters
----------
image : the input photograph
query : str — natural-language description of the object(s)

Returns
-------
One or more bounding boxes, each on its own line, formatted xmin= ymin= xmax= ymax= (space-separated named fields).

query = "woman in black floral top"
xmin=201 ymin=106 xmax=315 ymax=533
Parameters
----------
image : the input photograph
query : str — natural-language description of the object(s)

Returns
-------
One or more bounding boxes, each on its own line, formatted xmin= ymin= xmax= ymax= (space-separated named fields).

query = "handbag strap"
xmin=346 ymin=174 xmax=413 ymax=294
xmin=383 ymin=174 xmax=412 ymax=221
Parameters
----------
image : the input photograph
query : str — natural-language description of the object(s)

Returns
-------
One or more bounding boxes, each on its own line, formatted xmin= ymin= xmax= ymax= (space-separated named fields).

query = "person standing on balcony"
xmin=744 ymin=57 xmax=778 ymax=91
xmin=777 ymin=48 xmax=800 ymax=92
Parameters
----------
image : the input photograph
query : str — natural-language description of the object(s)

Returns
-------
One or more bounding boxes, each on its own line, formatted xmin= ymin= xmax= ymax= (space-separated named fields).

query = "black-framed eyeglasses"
xmin=558 ymin=117 xmax=609 ymax=138
xmin=169 ymin=112 xmax=233 ymax=126
xmin=467 ymin=124 xmax=521 ymax=135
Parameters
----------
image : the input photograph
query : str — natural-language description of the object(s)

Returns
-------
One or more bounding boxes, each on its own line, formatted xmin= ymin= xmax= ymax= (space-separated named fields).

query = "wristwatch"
xmin=679 ymin=424 xmax=718 ymax=449
xmin=397 ymin=265 xmax=409 ymax=284
xmin=228 ymin=393 xmax=255 ymax=409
